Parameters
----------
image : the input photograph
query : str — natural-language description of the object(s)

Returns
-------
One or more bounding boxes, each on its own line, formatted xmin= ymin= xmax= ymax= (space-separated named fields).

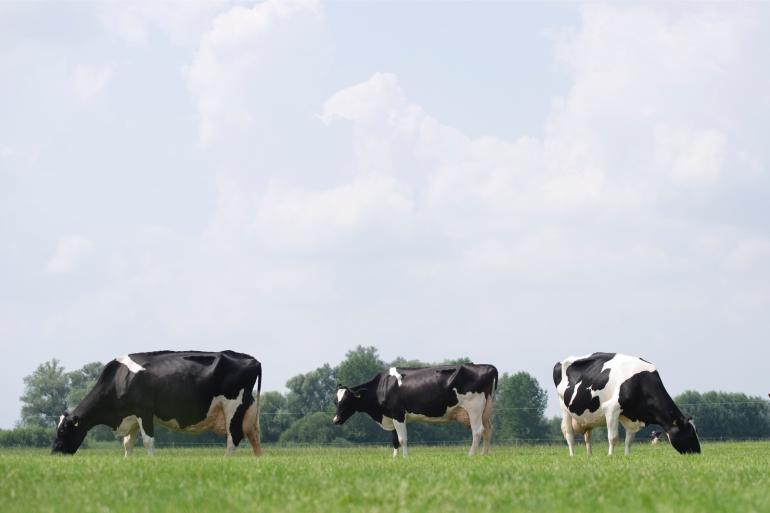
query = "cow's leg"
xmin=391 ymin=430 xmax=400 ymax=458
xmin=624 ymin=429 xmax=637 ymax=455
xmin=619 ymin=418 xmax=641 ymax=456
xmin=481 ymin=394 xmax=494 ymax=455
xmin=584 ymin=429 xmax=592 ymax=456
xmin=393 ymin=420 xmax=408 ymax=457
xmin=137 ymin=417 xmax=155 ymax=457
xmin=462 ymin=393 xmax=486 ymax=456
xmin=122 ymin=425 xmax=139 ymax=458
xmin=605 ymin=408 xmax=621 ymax=456
xmin=241 ymin=402 xmax=261 ymax=457
xmin=223 ymin=392 xmax=245 ymax=456
xmin=560 ymin=410 xmax=576 ymax=456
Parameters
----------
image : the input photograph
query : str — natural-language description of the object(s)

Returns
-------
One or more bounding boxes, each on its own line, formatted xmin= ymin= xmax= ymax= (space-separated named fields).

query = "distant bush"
xmin=0 ymin=426 xmax=54 ymax=448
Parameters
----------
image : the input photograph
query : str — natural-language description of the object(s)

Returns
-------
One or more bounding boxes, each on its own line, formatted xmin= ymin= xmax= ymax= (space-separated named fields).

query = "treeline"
xmin=4 ymin=347 xmax=770 ymax=447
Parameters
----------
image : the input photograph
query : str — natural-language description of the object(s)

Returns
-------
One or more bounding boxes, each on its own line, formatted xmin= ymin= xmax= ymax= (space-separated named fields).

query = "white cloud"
xmin=45 ymin=235 xmax=94 ymax=275
xmin=725 ymin=237 xmax=770 ymax=273
xmin=187 ymin=0 xmax=328 ymax=143
xmin=71 ymin=64 xmax=113 ymax=102
xmin=654 ymin=124 xmax=726 ymax=186
xmin=254 ymin=174 xmax=414 ymax=251
xmin=96 ymin=2 xmax=227 ymax=45
xmin=321 ymin=72 xmax=408 ymax=125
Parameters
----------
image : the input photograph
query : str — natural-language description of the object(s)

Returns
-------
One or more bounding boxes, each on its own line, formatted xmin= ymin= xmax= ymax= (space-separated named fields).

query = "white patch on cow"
xmin=379 ymin=415 xmax=395 ymax=431
xmin=393 ymin=419 xmax=408 ymax=457
xmin=116 ymin=354 xmax=145 ymax=373
xmin=57 ymin=415 xmax=65 ymax=429
xmin=336 ymin=388 xmax=346 ymax=402
xmin=388 ymin=367 xmax=403 ymax=386
xmin=568 ymin=381 xmax=582 ymax=407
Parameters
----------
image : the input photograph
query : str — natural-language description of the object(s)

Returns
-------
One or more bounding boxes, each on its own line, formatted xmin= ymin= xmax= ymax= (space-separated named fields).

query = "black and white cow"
xmin=52 ymin=350 xmax=262 ymax=457
xmin=553 ymin=352 xmax=700 ymax=456
xmin=333 ymin=364 xmax=497 ymax=456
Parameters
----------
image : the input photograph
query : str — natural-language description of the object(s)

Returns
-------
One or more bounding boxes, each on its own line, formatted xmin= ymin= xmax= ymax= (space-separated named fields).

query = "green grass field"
xmin=2 ymin=442 xmax=769 ymax=513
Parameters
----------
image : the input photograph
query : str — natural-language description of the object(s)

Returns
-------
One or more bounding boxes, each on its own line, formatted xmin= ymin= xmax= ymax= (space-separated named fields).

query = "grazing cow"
xmin=332 ymin=364 xmax=497 ymax=456
xmin=553 ymin=352 xmax=700 ymax=456
xmin=52 ymin=350 xmax=262 ymax=457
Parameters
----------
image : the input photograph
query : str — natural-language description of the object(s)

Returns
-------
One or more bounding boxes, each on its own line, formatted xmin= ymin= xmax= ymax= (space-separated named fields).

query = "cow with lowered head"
xmin=553 ymin=352 xmax=700 ymax=456
xmin=52 ymin=350 xmax=262 ymax=457
xmin=333 ymin=364 xmax=497 ymax=456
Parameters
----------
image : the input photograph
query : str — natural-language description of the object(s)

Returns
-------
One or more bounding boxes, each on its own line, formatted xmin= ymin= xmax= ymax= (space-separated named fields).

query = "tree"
xmin=389 ymin=356 xmax=430 ymax=368
xmin=279 ymin=412 xmax=344 ymax=445
xmin=674 ymin=390 xmax=770 ymax=440
xmin=286 ymin=364 xmax=336 ymax=416
xmin=20 ymin=359 xmax=69 ymax=428
xmin=494 ymin=372 xmax=548 ymax=442
xmin=66 ymin=362 xmax=104 ymax=408
xmin=259 ymin=391 xmax=293 ymax=443
xmin=335 ymin=346 xmax=385 ymax=387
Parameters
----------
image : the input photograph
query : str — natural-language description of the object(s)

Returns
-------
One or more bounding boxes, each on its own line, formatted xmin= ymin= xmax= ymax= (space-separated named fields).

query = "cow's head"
xmin=51 ymin=412 xmax=86 ymax=455
xmin=668 ymin=417 xmax=701 ymax=454
xmin=332 ymin=385 xmax=361 ymax=425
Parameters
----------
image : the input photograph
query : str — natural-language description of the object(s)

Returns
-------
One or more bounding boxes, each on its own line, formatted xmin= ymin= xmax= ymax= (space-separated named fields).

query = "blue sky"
xmin=1 ymin=1 xmax=769 ymax=428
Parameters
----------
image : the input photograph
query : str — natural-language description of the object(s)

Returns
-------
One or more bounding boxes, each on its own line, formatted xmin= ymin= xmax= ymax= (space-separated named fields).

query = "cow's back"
xmin=392 ymin=364 xmax=496 ymax=418
xmin=120 ymin=351 xmax=261 ymax=428
xmin=556 ymin=353 xmax=656 ymax=418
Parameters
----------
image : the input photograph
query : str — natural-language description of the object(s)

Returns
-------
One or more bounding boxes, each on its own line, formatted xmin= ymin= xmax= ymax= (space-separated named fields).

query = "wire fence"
xmin=255 ymin=400 xmax=770 ymax=416
xmin=9 ymin=399 xmax=770 ymax=449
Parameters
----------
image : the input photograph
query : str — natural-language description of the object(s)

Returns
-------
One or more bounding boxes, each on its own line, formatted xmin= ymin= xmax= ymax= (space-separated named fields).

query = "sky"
xmin=1 ymin=1 xmax=769 ymax=428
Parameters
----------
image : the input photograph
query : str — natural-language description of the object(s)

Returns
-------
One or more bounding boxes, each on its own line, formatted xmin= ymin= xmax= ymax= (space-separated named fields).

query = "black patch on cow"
xmin=618 ymin=370 xmax=675 ymax=426
xmin=552 ymin=362 xmax=562 ymax=387
xmin=563 ymin=352 xmax=616 ymax=416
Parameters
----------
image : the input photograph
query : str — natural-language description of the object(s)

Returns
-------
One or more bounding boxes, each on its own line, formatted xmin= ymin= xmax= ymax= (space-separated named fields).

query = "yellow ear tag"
xmin=74 ymin=421 xmax=79 ymax=427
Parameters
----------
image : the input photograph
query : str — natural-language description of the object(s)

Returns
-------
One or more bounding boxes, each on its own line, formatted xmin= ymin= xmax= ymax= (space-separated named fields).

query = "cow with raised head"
xmin=553 ymin=352 xmax=700 ymax=456
xmin=52 ymin=350 xmax=262 ymax=457
xmin=333 ymin=364 xmax=497 ymax=456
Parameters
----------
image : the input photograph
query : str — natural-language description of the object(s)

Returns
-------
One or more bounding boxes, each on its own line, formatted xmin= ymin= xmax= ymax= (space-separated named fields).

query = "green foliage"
xmin=286 ymin=363 xmax=336 ymax=416
xmin=66 ymin=362 xmax=104 ymax=407
xmin=389 ymin=356 xmax=430 ymax=368
xmin=0 ymin=427 xmax=54 ymax=447
xmin=494 ymin=371 xmax=549 ymax=441
xmin=259 ymin=391 xmax=293 ymax=443
xmin=441 ymin=357 xmax=473 ymax=365
xmin=335 ymin=345 xmax=385 ymax=386
xmin=279 ymin=412 xmax=341 ymax=444
xmin=674 ymin=390 xmax=770 ymax=440
xmin=20 ymin=359 xmax=69 ymax=428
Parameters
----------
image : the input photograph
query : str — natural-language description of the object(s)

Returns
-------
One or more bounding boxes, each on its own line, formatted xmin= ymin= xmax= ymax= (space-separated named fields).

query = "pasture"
xmin=2 ymin=442 xmax=769 ymax=513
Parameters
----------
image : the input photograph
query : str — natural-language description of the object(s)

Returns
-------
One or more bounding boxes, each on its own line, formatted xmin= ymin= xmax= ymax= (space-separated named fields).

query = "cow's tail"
xmin=490 ymin=365 xmax=498 ymax=398
xmin=256 ymin=361 xmax=262 ymax=430
xmin=483 ymin=365 xmax=498 ymax=428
